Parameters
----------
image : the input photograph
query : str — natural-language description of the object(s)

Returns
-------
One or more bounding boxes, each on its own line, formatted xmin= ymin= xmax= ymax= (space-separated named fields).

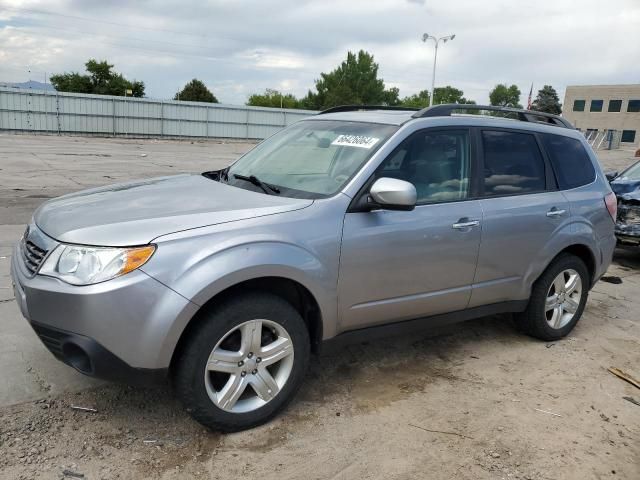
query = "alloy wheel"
xmin=204 ymin=319 xmax=294 ymax=413
xmin=545 ymin=268 xmax=583 ymax=329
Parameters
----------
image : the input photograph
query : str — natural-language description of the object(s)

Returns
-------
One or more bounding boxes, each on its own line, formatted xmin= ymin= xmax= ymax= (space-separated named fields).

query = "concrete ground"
xmin=0 ymin=134 xmax=639 ymax=480
xmin=0 ymin=135 xmax=253 ymax=407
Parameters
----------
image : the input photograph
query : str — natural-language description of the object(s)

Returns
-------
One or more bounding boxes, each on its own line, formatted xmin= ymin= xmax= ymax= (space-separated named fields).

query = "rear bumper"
xmin=594 ymin=233 xmax=617 ymax=286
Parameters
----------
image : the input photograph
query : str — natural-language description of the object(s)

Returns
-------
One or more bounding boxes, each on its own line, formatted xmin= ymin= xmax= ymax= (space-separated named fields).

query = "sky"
xmin=0 ymin=0 xmax=639 ymax=107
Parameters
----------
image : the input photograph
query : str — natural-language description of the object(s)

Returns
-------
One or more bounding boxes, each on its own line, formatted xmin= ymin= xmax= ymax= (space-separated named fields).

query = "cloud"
xmin=0 ymin=0 xmax=638 ymax=105
xmin=237 ymin=49 xmax=305 ymax=70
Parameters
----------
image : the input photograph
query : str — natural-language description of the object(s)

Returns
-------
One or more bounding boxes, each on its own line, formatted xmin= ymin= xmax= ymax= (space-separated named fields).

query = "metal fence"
xmin=584 ymin=129 xmax=622 ymax=150
xmin=0 ymin=87 xmax=317 ymax=139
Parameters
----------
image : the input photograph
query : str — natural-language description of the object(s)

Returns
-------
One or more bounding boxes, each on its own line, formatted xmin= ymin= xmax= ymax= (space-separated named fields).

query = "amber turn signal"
xmin=122 ymin=245 xmax=156 ymax=275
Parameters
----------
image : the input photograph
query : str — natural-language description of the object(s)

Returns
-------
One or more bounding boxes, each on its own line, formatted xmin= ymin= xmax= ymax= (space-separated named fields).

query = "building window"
xmin=621 ymin=130 xmax=636 ymax=143
xmin=628 ymin=100 xmax=640 ymax=112
xmin=608 ymin=100 xmax=622 ymax=112
xmin=573 ymin=100 xmax=585 ymax=112
xmin=590 ymin=100 xmax=603 ymax=112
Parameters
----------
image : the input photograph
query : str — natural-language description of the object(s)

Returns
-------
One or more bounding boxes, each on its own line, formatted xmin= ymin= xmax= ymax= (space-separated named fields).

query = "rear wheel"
xmin=516 ymin=254 xmax=589 ymax=341
xmin=173 ymin=292 xmax=310 ymax=431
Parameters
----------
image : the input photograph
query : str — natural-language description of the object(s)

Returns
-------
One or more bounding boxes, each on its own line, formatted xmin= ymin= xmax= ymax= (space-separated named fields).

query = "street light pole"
xmin=422 ymin=33 xmax=456 ymax=107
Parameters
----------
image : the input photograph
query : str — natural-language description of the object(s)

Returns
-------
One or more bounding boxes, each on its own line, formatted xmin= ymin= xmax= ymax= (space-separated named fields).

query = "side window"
xmin=542 ymin=134 xmax=595 ymax=189
xmin=376 ymin=130 xmax=470 ymax=204
xmin=481 ymin=130 xmax=546 ymax=196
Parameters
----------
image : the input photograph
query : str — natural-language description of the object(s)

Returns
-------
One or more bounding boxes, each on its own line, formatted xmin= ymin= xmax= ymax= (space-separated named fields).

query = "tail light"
xmin=604 ymin=192 xmax=617 ymax=222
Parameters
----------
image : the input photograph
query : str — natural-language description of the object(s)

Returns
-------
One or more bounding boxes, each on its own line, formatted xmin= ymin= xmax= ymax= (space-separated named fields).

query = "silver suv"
xmin=11 ymin=104 xmax=617 ymax=431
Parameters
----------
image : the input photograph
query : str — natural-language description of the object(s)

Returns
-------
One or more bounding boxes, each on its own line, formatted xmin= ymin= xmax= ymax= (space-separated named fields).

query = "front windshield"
xmin=225 ymin=119 xmax=398 ymax=198
xmin=619 ymin=161 xmax=640 ymax=181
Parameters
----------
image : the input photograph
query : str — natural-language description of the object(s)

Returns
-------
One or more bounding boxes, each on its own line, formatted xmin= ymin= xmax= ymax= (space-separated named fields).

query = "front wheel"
xmin=516 ymin=254 xmax=590 ymax=341
xmin=173 ymin=292 xmax=310 ymax=432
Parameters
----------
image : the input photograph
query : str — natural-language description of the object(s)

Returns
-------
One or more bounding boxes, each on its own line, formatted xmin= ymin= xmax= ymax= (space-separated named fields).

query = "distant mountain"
xmin=0 ymin=80 xmax=56 ymax=91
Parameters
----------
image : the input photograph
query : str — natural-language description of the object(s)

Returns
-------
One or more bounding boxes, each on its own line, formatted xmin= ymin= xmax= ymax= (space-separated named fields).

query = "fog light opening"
xmin=63 ymin=343 xmax=93 ymax=374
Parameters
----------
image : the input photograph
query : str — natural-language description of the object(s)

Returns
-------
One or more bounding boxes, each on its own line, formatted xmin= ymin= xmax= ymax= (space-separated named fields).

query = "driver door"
xmin=337 ymin=128 xmax=482 ymax=332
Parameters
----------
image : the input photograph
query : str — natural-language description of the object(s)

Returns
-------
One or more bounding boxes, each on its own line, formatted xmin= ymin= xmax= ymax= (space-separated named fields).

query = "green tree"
xmin=399 ymin=86 xmax=475 ymax=109
xmin=247 ymin=88 xmax=300 ymax=108
xmin=381 ymin=86 xmax=401 ymax=106
xmin=530 ymin=85 xmax=562 ymax=114
xmin=301 ymin=50 xmax=399 ymax=110
xmin=50 ymin=59 xmax=145 ymax=97
xmin=489 ymin=84 xmax=522 ymax=108
xmin=400 ymin=89 xmax=430 ymax=108
xmin=433 ymin=85 xmax=475 ymax=105
xmin=48 ymin=72 xmax=93 ymax=94
xmin=174 ymin=79 xmax=218 ymax=103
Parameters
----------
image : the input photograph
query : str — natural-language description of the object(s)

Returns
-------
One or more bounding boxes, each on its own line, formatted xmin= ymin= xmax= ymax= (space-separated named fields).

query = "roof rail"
xmin=318 ymin=105 xmax=421 ymax=115
xmin=412 ymin=104 xmax=574 ymax=129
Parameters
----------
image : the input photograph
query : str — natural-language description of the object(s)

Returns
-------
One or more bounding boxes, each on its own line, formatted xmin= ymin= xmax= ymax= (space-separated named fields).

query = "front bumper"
xmin=29 ymin=321 xmax=167 ymax=385
xmin=10 ymin=242 xmax=199 ymax=383
xmin=615 ymin=224 xmax=640 ymax=245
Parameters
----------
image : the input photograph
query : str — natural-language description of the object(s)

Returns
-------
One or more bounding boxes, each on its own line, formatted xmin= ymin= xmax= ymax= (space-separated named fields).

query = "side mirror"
xmin=369 ymin=177 xmax=417 ymax=211
xmin=605 ymin=170 xmax=619 ymax=182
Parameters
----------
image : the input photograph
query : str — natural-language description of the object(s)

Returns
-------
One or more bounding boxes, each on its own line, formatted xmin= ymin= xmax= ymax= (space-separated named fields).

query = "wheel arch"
xmin=169 ymin=276 xmax=323 ymax=374
xmin=535 ymin=242 xmax=597 ymax=291
xmin=558 ymin=243 xmax=596 ymax=285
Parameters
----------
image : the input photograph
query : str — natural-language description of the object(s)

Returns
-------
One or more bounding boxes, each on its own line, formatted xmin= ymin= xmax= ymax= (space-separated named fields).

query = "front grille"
xmin=21 ymin=237 xmax=48 ymax=275
xmin=31 ymin=323 xmax=64 ymax=359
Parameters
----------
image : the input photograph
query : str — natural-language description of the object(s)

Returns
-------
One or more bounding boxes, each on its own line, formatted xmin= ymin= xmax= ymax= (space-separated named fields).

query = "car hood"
xmin=34 ymin=174 xmax=313 ymax=246
xmin=611 ymin=178 xmax=640 ymax=196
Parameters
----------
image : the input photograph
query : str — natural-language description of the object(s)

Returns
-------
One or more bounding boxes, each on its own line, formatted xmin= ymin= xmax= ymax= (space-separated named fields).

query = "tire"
xmin=516 ymin=254 xmax=590 ymax=341
xmin=173 ymin=291 xmax=310 ymax=432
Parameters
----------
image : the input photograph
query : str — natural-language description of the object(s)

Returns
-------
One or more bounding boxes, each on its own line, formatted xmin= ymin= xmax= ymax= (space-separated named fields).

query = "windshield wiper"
xmin=233 ymin=174 xmax=280 ymax=195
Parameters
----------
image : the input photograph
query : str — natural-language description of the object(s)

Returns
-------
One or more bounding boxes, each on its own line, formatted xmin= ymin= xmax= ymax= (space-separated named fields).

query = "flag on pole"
xmin=527 ymin=84 xmax=533 ymax=110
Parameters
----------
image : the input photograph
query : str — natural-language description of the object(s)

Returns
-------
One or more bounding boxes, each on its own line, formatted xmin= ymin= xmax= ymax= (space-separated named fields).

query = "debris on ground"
xmin=608 ymin=367 xmax=640 ymax=390
xmin=408 ymin=423 xmax=474 ymax=440
xmin=600 ymin=276 xmax=623 ymax=284
xmin=534 ymin=408 xmax=562 ymax=417
xmin=623 ymin=396 xmax=640 ymax=407
xmin=70 ymin=405 xmax=98 ymax=413
xmin=62 ymin=469 xmax=85 ymax=478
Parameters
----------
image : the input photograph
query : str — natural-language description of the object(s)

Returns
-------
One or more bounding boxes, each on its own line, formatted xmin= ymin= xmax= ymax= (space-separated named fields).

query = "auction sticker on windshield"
xmin=331 ymin=135 xmax=380 ymax=149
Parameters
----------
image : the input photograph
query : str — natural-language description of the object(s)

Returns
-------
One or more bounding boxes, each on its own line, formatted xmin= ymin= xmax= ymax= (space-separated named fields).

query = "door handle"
xmin=452 ymin=220 xmax=480 ymax=230
xmin=546 ymin=208 xmax=566 ymax=218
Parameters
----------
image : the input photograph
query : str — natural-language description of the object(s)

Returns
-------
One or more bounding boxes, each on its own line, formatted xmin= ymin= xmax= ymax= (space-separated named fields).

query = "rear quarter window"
xmin=542 ymin=134 xmax=595 ymax=189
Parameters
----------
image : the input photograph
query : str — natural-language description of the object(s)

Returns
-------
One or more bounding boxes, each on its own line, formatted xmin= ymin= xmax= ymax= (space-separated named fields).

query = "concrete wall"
xmin=0 ymin=87 xmax=317 ymax=139
xmin=563 ymin=84 xmax=640 ymax=146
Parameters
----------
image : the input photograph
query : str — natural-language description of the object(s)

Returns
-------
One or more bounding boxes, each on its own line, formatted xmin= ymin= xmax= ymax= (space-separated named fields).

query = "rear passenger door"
xmin=469 ymin=128 xmax=570 ymax=308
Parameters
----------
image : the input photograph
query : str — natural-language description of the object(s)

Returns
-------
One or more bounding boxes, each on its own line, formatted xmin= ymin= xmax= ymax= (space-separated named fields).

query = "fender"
xmin=142 ymin=238 xmax=341 ymax=367
xmin=519 ymin=218 xmax=598 ymax=298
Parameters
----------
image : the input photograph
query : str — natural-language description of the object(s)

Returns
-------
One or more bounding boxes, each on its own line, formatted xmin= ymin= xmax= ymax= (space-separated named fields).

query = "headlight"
xmin=39 ymin=244 xmax=156 ymax=285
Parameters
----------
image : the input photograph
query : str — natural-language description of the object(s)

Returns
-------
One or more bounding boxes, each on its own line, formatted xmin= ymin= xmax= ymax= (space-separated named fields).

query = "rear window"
xmin=542 ymin=134 xmax=595 ymax=189
xmin=481 ymin=130 xmax=546 ymax=196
